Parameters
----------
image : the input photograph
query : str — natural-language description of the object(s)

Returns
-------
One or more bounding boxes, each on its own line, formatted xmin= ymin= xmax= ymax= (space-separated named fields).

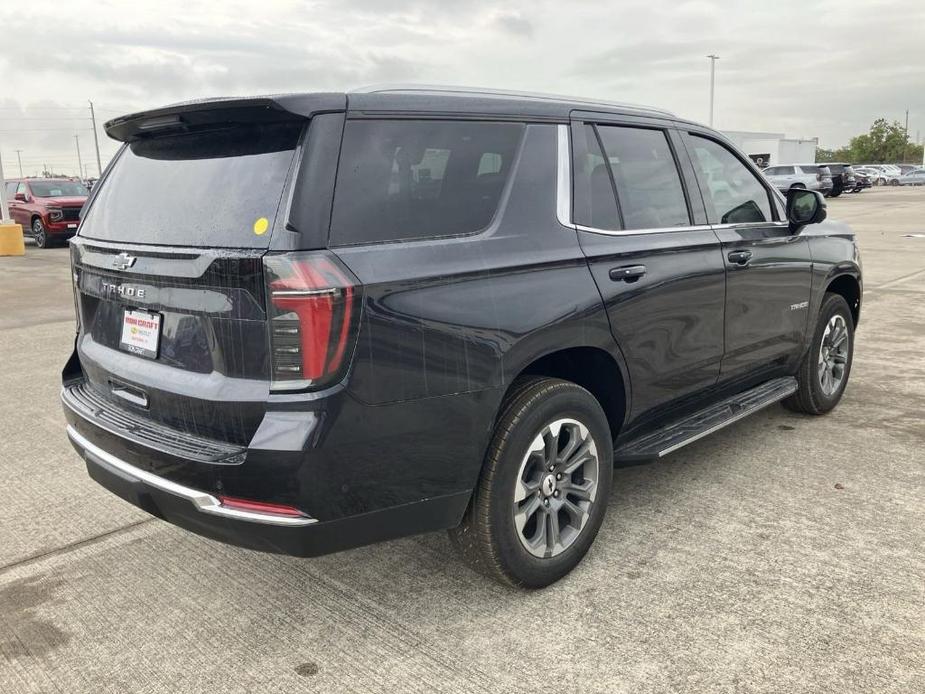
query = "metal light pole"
xmin=903 ymin=109 xmax=909 ymax=163
xmin=707 ymin=54 xmax=720 ymax=127
xmin=75 ymin=134 xmax=84 ymax=179
xmin=89 ymin=100 xmax=103 ymax=176
xmin=15 ymin=149 xmax=23 ymax=177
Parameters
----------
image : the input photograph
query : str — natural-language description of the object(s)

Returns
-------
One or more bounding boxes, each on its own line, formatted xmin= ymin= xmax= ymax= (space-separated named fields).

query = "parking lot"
xmin=1 ymin=187 xmax=923 ymax=693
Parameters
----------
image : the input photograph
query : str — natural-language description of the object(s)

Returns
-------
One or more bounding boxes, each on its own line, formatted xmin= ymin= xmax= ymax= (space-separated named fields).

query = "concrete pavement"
xmin=1 ymin=188 xmax=923 ymax=693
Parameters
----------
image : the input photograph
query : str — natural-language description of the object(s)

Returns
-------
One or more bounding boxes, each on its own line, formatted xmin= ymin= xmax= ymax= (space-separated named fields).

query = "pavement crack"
xmin=0 ymin=519 xmax=155 ymax=578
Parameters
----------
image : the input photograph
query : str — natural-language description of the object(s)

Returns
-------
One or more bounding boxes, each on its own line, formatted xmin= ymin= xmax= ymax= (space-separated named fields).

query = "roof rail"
xmin=350 ymin=84 xmax=675 ymax=117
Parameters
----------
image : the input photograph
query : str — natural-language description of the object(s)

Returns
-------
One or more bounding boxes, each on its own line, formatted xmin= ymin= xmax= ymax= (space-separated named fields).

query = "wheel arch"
xmin=508 ymin=345 xmax=628 ymax=442
xmin=825 ymin=273 xmax=861 ymax=327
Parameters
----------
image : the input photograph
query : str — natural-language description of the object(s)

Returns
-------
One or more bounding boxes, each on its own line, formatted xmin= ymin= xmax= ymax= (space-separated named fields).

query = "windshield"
xmin=80 ymin=122 xmax=302 ymax=248
xmin=30 ymin=180 xmax=88 ymax=197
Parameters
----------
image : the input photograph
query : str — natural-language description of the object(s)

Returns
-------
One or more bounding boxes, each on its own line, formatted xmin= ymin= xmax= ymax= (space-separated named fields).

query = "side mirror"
xmin=786 ymin=188 xmax=826 ymax=232
xmin=14 ymin=192 xmax=27 ymax=202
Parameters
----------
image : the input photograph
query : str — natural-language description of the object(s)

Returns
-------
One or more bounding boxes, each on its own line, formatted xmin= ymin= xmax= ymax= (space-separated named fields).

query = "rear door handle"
xmin=727 ymin=250 xmax=752 ymax=265
xmin=609 ymin=265 xmax=647 ymax=282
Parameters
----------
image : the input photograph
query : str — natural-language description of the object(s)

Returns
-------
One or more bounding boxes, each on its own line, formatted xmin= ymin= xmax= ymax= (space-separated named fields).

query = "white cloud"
xmin=1 ymin=0 xmax=922 ymax=175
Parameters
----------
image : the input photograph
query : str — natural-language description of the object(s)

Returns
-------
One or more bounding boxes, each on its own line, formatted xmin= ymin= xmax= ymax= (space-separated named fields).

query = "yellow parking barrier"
xmin=0 ymin=221 xmax=25 ymax=256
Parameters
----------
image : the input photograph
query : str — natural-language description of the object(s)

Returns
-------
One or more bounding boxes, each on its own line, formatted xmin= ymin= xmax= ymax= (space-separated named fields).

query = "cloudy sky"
xmin=1 ymin=0 xmax=923 ymax=177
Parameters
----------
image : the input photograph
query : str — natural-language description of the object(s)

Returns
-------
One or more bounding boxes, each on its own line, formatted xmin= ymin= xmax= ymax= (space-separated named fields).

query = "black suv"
xmin=62 ymin=88 xmax=862 ymax=587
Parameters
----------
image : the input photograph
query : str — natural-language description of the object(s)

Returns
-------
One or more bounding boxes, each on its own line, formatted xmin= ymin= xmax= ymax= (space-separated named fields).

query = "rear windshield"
xmin=329 ymin=120 xmax=524 ymax=246
xmin=80 ymin=122 xmax=302 ymax=248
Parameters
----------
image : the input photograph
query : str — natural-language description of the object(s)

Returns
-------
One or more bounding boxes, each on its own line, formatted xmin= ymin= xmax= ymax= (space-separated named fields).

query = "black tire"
xmin=449 ymin=377 xmax=613 ymax=588
xmin=829 ymin=190 xmax=842 ymax=198
xmin=784 ymin=293 xmax=854 ymax=415
xmin=790 ymin=183 xmax=806 ymax=190
xmin=31 ymin=218 xmax=48 ymax=248
xmin=890 ymin=179 xmax=899 ymax=186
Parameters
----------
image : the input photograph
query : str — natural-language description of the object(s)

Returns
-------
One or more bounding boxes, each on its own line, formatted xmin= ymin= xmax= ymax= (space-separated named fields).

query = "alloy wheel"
xmin=513 ymin=418 xmax=600 ymax=559
xmin=818 ymin=314 xmax=849 ymax=396
xmin=32 ymin=220 xmax=47 ymax=248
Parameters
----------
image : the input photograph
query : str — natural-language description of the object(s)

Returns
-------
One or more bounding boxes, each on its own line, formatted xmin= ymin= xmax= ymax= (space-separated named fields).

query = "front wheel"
xmin=31 ymin=218 xmax=48 ymax=248
xmin=449 ymin=377 xmax=613 ymax=588
xmin=784 ymin=293 xmax=854 ymax=415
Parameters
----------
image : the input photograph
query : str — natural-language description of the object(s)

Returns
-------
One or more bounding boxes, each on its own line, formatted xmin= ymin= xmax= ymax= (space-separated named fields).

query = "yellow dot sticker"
xmin=253 ymin=217 xmax=269 ymax=235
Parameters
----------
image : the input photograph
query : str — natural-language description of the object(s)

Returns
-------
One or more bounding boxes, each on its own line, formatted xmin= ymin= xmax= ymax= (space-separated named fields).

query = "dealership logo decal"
xmin=790 ymin=301 xmax=809 ymax=311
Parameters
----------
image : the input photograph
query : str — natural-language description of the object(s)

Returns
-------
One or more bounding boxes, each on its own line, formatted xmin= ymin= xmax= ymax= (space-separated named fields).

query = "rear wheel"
xmin=31 ymin=218 xmax=48 ymax=248
xmin=790 ymin=183 xmax=806 ymax=190
xmin=890 ymin=179 xmax=899 ymax=186
xmin=784 ymin=293 xmax=854 ymax=415
xmin=449 ymin=377 xmax=613 ymax=588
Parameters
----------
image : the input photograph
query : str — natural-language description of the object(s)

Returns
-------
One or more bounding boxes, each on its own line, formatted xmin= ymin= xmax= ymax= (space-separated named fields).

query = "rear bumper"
xmin=67 ymin=423 xmax=471 ymax=557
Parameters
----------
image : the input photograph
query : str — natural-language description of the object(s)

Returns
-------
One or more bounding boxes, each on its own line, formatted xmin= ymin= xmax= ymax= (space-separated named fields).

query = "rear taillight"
xmin=217 ymin=495 xmax=308 ymax=518
xmin=70 ymin=245 xmax=81 ymax=332
xmin=263 ymin=251 xmax=361 ymax=392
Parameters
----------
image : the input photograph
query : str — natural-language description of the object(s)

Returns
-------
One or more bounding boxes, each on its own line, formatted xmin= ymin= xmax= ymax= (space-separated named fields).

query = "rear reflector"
xmin=218 ymin=495 xmax=307 ymax=518
xmin=263 ymin=251 xmax=360 ymax=392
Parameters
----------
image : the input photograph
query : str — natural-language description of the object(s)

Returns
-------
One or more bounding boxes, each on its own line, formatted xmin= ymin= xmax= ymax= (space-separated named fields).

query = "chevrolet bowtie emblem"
xmin=112 ymin=252 xmax=137 ymax=271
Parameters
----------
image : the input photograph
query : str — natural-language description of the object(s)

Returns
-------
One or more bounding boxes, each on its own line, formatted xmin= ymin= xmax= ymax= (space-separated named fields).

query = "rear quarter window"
xmin=329 ymin=120 xmax=524 ymax=246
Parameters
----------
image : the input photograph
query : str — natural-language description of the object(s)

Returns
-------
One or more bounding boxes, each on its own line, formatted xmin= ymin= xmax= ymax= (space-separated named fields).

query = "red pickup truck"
xmin=4 ymin=178 xmax=89 ymax=248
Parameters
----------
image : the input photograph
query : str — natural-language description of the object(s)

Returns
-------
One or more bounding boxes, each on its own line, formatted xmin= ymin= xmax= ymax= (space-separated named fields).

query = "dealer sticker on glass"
xmin=119 ymin=309 xmax=161 ymax=359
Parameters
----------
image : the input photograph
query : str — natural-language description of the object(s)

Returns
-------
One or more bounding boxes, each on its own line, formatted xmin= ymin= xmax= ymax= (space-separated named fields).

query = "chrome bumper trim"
xmin=66 ymin=425 xmax=317 ymax=527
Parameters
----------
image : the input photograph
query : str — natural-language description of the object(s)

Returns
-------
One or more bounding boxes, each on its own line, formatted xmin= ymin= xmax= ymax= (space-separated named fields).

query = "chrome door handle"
xmin=727 ymin=250 xmax=752 ymax=265
xmin=609 ymin=265 xmax=647 ymax=282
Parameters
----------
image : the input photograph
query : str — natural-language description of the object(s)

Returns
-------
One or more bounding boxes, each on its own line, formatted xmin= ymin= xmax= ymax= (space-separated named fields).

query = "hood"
xmin=40 ymin=196 xmax=87 ymax=206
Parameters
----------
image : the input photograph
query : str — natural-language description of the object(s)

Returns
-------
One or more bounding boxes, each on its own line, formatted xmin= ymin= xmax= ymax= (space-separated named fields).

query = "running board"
xmin=614 ymin=376 xmax=798 ymax=462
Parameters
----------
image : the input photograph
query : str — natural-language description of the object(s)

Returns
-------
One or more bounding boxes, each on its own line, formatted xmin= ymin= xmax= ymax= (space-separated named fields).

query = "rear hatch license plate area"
xmin=119 ymin=309 xmax=161 ymax=359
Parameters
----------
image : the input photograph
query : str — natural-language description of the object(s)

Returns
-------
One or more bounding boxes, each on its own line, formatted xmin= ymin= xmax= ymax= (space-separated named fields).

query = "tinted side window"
xmin=573 ymin=124 xmax=620 ymax=230
xmin=688 ymin=136 xmax=773 ymax=224
xmin=4 ymin=182 xmax=17 ymax=197
xmin=329 ymin=120 xmax=524 ymax=246
xmin=801 ymin=166 xmax=820 ymax=174
xmin=775 ymin=166 xmax=795 ymax=175
xmin=596 ymin=126 xmax=689 ymax=230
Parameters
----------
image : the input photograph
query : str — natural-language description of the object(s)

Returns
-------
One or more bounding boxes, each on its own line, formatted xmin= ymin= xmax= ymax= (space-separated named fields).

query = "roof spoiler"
xmin=105 ymin=93 xmax=346 ymax=143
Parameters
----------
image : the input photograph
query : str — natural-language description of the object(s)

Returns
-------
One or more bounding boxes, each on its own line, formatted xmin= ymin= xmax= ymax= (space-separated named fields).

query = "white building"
xmin=722 ymin=131 xmax=819 ymax=167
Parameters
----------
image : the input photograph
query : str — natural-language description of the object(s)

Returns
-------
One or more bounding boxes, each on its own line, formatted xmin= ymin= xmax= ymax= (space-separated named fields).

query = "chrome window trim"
xmin=574 ymin=223 xmax=714 ymax=237
xmin=556 ymin=124 xmax=572 ymax=228
xmin=556 ymin=122 xmax=789 ymax=237
xmin=66 ymin=425 xmax=317 ymax=527
xmin=711 ymin=221 xmax=789 ymax=231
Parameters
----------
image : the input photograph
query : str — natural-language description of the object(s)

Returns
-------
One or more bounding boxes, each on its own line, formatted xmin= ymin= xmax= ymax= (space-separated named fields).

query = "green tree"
xmin=819 ymin=118 xmax=924 ymax=164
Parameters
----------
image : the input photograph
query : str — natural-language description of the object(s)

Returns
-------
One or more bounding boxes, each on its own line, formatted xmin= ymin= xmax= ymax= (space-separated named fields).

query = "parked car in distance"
xmin=762 ymin=164 xmax=833 ymax=195
xmin=900 ymin=168 xmax=925 ymax=185
xmin=896 ymin=164 xmax=918 ymax=175
xmin=852 ymin=166 xmax=885 ymax=185
xmin=865 ymin=165 xmax=902 ymax=185
xmin=4 ymin=177 xmax=88 ymax=247
xmin=818 ymin=163 xmax=857 ymax=196
xmin=61 ymin=88 xmax=862 ymax=588
xmin=851 ymin=169 xmax=871 ymax=192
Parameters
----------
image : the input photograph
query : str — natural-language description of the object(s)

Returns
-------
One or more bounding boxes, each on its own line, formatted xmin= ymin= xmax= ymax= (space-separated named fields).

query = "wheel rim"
xmin=818 ymin=314 xmax=849 ymax=396
xmin=513 ymin=418 xmax=600 ymax=559
xmin=32 ymin=220 xmax=45 ymax=246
